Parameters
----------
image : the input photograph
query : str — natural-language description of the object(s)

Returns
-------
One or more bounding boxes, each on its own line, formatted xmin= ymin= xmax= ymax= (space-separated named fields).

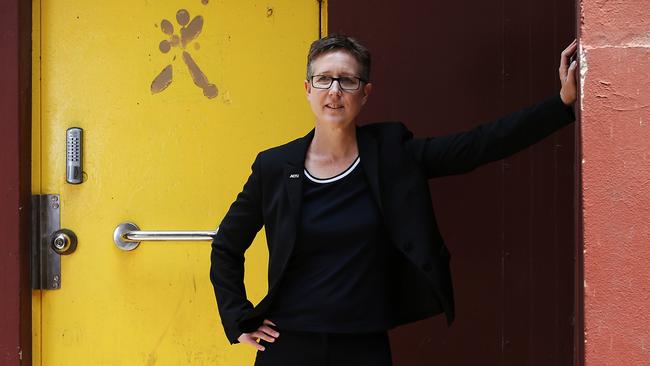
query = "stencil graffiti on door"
xmin=151 ymin=8 xmax=218 ymax=99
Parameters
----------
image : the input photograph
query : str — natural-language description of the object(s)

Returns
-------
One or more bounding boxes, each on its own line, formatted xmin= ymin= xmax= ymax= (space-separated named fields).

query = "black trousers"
xmin=254 ymin=328 xmax=392 ymax=366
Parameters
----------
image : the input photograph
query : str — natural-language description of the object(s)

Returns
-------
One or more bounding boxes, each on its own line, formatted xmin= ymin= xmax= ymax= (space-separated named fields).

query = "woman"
xmin=210 ymin=34 xmax=578 ymax=365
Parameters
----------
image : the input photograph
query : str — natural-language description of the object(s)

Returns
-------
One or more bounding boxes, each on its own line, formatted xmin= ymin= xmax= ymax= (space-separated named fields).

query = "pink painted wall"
xmin=580 ymin=0 xmax=650 ymax=365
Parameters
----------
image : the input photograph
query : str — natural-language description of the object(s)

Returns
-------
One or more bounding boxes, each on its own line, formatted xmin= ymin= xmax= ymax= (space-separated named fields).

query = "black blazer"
xmin=210 ymin=93 xmax=576 ymax=344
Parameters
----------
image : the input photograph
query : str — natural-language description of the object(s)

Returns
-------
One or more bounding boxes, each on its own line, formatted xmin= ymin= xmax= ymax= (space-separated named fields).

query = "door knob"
xmin=51 ymin=228 xmax=78 ymax=255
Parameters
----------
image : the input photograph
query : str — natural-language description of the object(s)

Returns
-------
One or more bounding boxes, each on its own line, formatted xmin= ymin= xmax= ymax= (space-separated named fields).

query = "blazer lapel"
xmin=284 ymin=164 xmax=303 ymax=216
xmin=268 ymin=129 xmax=314 ymax=292
xmin=357 ymin=126 xmax=384 ymax=214
xmin=284 ymin=128 xmax=314 ymax=218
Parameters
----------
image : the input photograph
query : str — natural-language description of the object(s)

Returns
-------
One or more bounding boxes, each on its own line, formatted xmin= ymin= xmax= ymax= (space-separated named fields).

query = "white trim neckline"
xmin=304 ymin=156 xmax=360 ymax=184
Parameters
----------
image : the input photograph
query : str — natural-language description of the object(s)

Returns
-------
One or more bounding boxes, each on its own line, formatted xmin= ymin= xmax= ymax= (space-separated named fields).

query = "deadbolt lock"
xmin=51 ymin=228 xmax=78 ymax=255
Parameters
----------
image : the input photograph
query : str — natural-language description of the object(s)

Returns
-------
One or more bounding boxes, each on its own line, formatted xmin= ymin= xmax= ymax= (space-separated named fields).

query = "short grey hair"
xmin=306 ymin=34 xmax=371 ymax=81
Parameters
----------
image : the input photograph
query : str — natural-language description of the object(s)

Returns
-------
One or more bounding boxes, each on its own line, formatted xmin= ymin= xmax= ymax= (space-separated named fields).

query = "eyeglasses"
xmin=310 ymin=75 xmax=367 ymax=91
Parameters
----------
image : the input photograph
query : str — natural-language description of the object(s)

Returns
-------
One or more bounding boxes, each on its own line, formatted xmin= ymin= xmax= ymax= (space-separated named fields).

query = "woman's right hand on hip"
xmin=237 ymin=319 xmax=280 ymax=351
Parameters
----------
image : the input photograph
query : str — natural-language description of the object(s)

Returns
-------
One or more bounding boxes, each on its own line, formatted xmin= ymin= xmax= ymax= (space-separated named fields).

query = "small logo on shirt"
xmin=289 ymin=174 xmax=300 ymax=179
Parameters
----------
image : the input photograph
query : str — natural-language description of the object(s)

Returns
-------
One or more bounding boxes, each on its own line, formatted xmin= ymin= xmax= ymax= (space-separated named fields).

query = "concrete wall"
xmin=579 ymin=1 xmax=650 ymax=364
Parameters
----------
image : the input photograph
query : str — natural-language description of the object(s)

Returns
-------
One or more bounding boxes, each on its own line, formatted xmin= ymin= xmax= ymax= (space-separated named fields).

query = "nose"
xmin=328 ymin=79 xmax=343 ymax=95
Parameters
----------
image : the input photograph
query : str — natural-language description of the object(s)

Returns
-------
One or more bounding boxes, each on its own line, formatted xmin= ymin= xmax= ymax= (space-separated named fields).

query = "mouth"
xmin=325 ymin=104 xmax=344 ymax=110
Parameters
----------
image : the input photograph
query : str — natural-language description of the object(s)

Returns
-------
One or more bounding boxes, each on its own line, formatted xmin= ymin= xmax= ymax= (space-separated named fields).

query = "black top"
xmin=265 ymin=156 xmax=394 ymax=333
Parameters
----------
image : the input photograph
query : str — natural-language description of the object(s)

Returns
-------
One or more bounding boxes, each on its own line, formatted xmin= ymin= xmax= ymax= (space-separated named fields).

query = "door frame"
xmin=0 ymin=0 xmax=33 ymax=364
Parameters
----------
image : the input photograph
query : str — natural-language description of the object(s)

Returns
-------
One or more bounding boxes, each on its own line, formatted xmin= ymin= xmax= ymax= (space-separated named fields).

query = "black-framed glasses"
xmin=310 ymin=75 xmax=367 ymax=91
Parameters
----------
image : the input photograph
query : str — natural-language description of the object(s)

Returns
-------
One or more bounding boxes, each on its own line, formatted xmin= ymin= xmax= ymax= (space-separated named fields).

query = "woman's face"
xmin=304 ymin=50 xmax=372 ymax=129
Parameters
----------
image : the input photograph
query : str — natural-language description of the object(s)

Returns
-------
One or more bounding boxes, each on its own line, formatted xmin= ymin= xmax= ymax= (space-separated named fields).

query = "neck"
xmin=309 ymin=121 xmax=357 ymax=161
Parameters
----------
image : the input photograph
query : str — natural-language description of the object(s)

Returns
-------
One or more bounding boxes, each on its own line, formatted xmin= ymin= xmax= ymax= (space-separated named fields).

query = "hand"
xmin=559 ymin=38 xmax=579 ymax=106
xmin=237 ymin=319 xmax=280 ymax=351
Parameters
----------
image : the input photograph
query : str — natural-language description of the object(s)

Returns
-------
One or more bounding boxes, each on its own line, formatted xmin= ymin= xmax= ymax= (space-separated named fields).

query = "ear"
xmin=304 ymin=79 xmax=311 ymax=98
xmin=361 ymin=82 xmax=373 ymax=105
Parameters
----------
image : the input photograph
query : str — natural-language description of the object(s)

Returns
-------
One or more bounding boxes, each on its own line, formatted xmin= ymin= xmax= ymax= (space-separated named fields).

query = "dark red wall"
xmin=0 ymin=0 xmax=32 ymax=364
xmin=329 ymin=1 xmax=577 ymax=365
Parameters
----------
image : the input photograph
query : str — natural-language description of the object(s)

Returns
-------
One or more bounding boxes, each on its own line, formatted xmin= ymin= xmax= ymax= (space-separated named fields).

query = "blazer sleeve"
xmin=405 ymin=93 xmax=576 ymax=178
xmin=210 ymin=152 xmax=264 ymax=345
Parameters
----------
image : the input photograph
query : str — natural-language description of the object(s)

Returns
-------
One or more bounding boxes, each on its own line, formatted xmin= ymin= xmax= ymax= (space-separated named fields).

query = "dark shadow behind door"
xmin=328 ymin=1 xmax=577 ymax=365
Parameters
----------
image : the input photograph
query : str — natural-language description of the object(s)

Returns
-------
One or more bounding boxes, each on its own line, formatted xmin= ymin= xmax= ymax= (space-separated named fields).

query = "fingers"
xmin=562 ymin=38 xmax=577 ymax=56
xmin=250 ymin=329 xmax=277 ymax=343
xmin=259 ymin=319 xmax=280 ymax=341
xmin=559 ymin=38 xmax=578 ymax=82
xmin=261 ymin=319 xmax=280 ymax=339
xmin=560 ymin=39 xmax=577 ymax=67
xmin=258 ymin=325 xmax=281 ymax=340
xmin=559 ymin=57 xmax=579 ymax=105
xmin=239 ymin=320 xmax=281 ymax=352
xmin=239 ymin=333 xmax=266 ymax=351
xmin=567 ymin=58 xmax=578 ymax=83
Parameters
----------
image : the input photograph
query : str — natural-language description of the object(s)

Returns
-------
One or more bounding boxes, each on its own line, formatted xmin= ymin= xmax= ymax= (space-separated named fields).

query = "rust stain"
xmin=176 ymin=9 xmax=190 ymax=26
xmin=160 ymin=19 xmax=173 ymax=35
xmin=150 ymin=65 xmax=173 ymax=93
xmin=152 ymin=9 xmax=217 ymax=99
xmin=183 ymin=51 xmax=218 ymax=99
xmin=181 ymin=15 xmax=203 ymax=48
xmin=169 ymin=34 xmax=180 ymax=48
xmin=146 ymin=353 xmax=157 ymax=366
xmin=159 ymin=40 xmax=171 ymax=53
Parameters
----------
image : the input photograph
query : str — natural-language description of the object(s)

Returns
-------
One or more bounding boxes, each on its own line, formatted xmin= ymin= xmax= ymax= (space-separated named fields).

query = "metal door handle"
xmin=51 ymin=228 xmax=78 ymax=255
xmin=113 ymin=222 xmax=218 ymax=251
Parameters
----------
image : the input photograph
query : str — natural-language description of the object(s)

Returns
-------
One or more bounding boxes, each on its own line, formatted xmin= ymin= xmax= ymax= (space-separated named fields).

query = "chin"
xmin=318 ymin=115 xmax=352 ymax=127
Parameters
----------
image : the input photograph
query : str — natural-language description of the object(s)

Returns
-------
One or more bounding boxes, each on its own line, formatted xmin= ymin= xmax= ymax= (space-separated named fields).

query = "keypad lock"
xmin=66 ymin=127 xmax=83 ymax=184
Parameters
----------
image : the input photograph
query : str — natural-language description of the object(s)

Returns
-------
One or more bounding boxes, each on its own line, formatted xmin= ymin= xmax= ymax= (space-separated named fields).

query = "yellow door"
xmin=32 ymin=0 xmax=323 ymax=364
